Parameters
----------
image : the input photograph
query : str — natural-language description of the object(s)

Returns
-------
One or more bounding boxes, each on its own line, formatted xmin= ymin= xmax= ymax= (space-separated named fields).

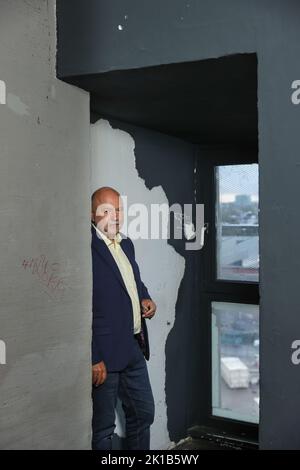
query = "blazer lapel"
xmin=121 ymin=238 xmax=142 ymax=301
xmin=91 ymin=226 xmax=128 ymax=295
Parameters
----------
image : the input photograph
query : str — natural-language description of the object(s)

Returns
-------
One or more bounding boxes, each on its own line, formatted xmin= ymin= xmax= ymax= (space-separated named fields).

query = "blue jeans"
xmin=92 ymin=337 xmax=155 ymax=450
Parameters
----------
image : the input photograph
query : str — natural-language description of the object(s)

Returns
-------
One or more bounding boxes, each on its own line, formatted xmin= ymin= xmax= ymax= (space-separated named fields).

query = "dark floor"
xmin=172 ymin=427 xmax=258 ymax=450
xmin=173 ymin=437 xmax=231 ymax=450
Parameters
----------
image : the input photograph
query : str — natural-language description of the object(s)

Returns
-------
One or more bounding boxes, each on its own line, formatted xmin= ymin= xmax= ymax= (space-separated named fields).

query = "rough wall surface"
xmin=0 ymin=0 xmax=92 ymax=449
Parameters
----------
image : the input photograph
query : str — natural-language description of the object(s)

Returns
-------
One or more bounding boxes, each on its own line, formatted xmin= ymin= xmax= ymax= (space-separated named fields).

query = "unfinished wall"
xmin=0 ymin=0 xmax=92 ymax=449
xmin=90 ymin=119 xmax=193 ymax=449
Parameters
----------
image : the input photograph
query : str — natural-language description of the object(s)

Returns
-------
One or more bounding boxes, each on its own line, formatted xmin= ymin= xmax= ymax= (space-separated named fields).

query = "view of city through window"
xmin=216 ymin=164 xmax=259 ymax=282
xmin=212 ymin=302 xmax=259 ymax=424
xmin=212 ymin=164 xmax=259 ymax=425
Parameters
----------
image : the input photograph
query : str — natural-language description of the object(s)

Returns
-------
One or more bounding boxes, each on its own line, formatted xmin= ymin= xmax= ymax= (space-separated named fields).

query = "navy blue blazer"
xmin=91 ymin=225 xmax=151 ymax=371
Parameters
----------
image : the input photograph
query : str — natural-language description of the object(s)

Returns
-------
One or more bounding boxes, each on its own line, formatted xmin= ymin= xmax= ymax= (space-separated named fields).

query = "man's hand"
xmin=141 ymin=299 xmax=156 ymax=319
xmin=92 ymin=361 xmax=107 ymax=387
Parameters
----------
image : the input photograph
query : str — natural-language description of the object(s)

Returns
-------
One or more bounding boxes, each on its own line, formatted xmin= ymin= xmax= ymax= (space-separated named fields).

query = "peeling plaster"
xmin=90 ymin=119 xmax=185 ymax=449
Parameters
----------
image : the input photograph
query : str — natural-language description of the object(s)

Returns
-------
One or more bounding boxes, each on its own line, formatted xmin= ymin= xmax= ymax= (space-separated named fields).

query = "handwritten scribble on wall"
xmin=22 ymin=254 xmax=68 ymax=301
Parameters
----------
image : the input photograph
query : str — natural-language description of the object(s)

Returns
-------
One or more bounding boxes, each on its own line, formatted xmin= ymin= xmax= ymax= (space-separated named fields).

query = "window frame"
xmin=195 ymin=146 xmax=259 ymax=442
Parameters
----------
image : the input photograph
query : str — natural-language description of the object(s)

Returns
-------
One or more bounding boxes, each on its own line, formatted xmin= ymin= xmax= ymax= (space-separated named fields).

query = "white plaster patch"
xmin=0 ymin=79 xmax=6 ymax=104
xmin=7 ymin=93 xmax=30 ymax=116
xmin=90 ymin=119 xmax=185 ymax=449
xmin=184 ymin=222 xmax=196 ymax=240
xmin=0 ymin=340 xmax=6 ymax=365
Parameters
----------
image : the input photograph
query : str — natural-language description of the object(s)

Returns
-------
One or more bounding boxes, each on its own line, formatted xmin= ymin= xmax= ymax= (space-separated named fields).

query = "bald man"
xmin=91 ymin=187 xmax=156 ymax=450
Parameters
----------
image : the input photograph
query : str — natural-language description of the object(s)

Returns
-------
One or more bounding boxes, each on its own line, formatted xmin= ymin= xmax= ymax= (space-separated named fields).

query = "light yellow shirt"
xmin=92 ymin=224 xmax=141 ymax=334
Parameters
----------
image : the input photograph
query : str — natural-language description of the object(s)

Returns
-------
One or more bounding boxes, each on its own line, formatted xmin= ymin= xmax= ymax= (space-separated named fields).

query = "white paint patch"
xmin=7 ymin=93 xmax=30 ymax=116
xmin=0 ymin=340 xmax=6 ymax=365
xmin=0 ymin=80 xmax=6 ymax=104
xmin=118 ymin=24 xmax=123 ymax=31
xmin=90 ymin=119 xmax=185 ymax=450
xmin=184 ymin=222 xmax=196 ymax=240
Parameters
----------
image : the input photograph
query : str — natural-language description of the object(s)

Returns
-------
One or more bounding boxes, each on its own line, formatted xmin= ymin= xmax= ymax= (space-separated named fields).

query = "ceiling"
xmin=65 ymin=53 xmax=257 ymax=148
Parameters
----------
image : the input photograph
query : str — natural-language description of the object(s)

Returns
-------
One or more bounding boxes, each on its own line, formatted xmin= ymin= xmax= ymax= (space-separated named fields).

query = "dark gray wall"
xmin=58 ymin=0 xmax=300 ymax=449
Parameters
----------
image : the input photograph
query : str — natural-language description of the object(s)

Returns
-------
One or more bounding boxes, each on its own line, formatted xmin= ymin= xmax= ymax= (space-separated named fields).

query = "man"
xmin=91 ymin=186 xmax=156 ymax=450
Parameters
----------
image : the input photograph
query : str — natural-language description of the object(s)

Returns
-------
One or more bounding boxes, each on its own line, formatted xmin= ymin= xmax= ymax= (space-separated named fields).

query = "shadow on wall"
xmin=104 ymin=119 xmax=199 ymax=443
xmin=90 ymin=116 xmax=200 ymax=446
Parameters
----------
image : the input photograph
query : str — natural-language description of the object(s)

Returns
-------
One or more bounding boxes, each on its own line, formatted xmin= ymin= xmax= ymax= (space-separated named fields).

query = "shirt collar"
xmin=92 ymin=223 xmax=122 ymax=248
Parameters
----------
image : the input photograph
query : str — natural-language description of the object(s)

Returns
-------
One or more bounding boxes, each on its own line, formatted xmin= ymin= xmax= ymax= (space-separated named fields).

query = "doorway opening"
xmin=88 ymin=52 xmax=259 ymax=447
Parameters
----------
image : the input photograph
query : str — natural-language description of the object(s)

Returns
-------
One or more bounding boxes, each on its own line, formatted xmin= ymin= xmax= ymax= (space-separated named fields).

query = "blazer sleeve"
xmin=92 ymin=329 xmax=104 ymax=365
xmin=141 ymin=280 xmax=152 ymax=300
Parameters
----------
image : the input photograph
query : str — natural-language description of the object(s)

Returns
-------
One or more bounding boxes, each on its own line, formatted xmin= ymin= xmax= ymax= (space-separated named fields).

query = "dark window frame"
xmin=194 ymin=146 xmax=259 ymax=442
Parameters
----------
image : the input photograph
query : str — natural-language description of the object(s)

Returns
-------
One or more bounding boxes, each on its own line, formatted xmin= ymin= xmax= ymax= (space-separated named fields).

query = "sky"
xmin=218 ymin=164 xmax=258 ymax=203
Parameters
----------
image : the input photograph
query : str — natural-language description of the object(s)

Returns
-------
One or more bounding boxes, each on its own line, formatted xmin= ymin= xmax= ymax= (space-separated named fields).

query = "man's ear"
xmin=91 ymin=211 xmax=94 ymax=223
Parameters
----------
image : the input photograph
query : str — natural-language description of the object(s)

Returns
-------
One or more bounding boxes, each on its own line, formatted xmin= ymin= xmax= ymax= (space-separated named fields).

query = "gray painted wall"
xmin=57 ymin=0 xmax=300 ymax=449
xmin=0 ymin=0 xmax=92 ymax=449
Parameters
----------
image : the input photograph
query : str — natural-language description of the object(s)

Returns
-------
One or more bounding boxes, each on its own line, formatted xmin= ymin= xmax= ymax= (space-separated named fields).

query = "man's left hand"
xmin=141 ymin=299 xmax=156 ymax=319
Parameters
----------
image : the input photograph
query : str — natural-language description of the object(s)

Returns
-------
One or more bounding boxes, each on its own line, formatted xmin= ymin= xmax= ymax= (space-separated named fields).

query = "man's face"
xmin=93 ymin=193 xmax=124 ymax=239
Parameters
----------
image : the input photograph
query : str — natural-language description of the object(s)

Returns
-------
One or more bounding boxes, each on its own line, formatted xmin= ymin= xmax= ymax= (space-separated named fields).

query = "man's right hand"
xmin=92 ymin=361 xmax=107 ymax=386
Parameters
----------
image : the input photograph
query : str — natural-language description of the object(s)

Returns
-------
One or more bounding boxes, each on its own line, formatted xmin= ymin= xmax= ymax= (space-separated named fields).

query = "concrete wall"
xmin=57 ymin=0 xmax=300 ymax=449
xmin=0 ymin=1 xmax=92 ymax=449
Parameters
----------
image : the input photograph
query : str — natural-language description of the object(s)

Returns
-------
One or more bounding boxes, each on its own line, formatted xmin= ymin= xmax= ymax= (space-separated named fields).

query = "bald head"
xmin=92 ymin=186 xmax=120 ymax=213
xmin=91 ymin=186 xmax=123 ymax=238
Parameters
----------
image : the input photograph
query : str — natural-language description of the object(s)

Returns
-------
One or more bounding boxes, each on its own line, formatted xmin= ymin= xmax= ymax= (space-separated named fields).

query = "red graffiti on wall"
xmin=22 ymin=254 xmax=67 ymax=300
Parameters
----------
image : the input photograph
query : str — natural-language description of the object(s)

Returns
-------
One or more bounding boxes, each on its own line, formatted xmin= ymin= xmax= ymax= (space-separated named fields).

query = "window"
xmin=216 ymin=164 xmax=259 ymax=282
xmin=212 ymin=301 xmax=259 ymax=424
xmin=196 ymin=148 xmax=259 ymax=441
